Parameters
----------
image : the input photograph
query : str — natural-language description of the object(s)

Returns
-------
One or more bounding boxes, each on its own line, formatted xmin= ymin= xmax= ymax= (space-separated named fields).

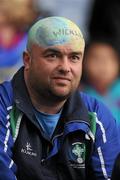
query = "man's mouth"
xmin=53 ymin=77 xmax=71 ymax=81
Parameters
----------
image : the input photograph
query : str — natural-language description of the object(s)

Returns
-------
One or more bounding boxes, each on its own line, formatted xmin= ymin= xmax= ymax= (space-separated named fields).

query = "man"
xmin=0 ymin=16 xmax=119 ymax=180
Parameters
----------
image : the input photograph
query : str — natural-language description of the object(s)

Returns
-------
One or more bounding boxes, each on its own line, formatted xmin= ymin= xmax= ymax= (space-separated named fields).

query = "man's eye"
xmin=70 ymin=55 xmax=80 ymax=62
xmin=47 ymin=54 xmax=58 ymax=58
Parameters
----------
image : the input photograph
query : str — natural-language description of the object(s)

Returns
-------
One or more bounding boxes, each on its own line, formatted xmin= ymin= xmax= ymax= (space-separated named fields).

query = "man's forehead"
xmin=33 ymin=43 xmax=84 ymax=55
xmin=28 ymin=17 xmax=85 ymax=50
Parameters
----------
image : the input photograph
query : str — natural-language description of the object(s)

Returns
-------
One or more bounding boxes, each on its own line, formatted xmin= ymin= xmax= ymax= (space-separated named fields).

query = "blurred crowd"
xmin=0 ymin=0 xmax=120 ymax=129
xmin=80 ymin=0 xmax=120 ymax=131
xmin=0 ymin=0 xmax=49 ymax=82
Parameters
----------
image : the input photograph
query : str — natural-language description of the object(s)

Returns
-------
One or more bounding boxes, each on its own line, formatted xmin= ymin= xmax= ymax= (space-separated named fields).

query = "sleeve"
xmin=0 ymin=95 xmax=17 ymax=180
xmin=91 ymin=101 xmax=120 ymax=180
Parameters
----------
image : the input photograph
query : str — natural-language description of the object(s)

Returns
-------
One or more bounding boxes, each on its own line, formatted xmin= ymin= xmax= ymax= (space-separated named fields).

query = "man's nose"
xmin=58 ymin=57 xmax=70 ymax=73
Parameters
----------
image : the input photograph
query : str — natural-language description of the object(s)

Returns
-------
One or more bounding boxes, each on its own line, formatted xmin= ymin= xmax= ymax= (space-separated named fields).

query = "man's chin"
xmin=50 ymin=90 xmax=71 ymax=101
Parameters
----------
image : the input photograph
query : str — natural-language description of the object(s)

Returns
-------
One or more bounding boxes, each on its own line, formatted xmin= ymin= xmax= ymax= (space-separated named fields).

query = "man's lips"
xmin=53 ymin=77 xmax=71 ymax=81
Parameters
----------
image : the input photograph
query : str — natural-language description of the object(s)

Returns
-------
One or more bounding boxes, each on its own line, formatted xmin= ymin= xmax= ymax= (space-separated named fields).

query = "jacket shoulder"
xmin=80 ymin=91 xmax=116 ymax=126
xmin=80 ymin=91 xmax=110 ymax=113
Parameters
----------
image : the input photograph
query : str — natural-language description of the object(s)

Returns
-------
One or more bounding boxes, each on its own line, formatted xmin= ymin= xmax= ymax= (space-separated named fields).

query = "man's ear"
xmin=23 ymin=51 xmax=31 ymax=70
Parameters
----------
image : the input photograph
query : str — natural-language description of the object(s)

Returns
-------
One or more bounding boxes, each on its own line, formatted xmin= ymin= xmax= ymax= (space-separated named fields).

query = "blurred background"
xmin=0 ymin=0 xmax=120 ymax=127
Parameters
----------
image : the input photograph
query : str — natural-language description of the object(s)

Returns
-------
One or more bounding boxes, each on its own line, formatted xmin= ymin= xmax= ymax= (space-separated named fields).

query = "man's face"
xmin=24 ymin=43 xmax=84 ymax=101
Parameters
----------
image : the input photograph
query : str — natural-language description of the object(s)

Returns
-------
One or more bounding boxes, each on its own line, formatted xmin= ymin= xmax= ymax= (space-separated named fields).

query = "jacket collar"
xmin=61 ymin=91 xmax=90 ymax=124
xmin=12 ymin=67 xmax=39 ymax=128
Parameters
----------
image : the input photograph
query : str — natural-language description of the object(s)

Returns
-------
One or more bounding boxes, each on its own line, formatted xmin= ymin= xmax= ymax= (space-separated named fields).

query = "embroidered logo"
xmin=26 ymin=142 xmax=32 ymax=151
xmin=69 ymin=142 xmax=85 ymax=168
xmin=21 ymin=142 xmax=37 ymax=157
xmin=72 ymin=142 xmax=85 ymax=164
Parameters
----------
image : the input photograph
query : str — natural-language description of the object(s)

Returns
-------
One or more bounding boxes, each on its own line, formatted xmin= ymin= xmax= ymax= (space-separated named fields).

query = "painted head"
xmin=27 ymin=16 xmax=85 ymax=50
xmin=24 ymin=16 xmax=85 ymax=103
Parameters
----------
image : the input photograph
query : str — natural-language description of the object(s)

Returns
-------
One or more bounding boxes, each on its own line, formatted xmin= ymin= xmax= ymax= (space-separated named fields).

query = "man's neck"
xmin=31 ymin=96 xmax=65 ymax=114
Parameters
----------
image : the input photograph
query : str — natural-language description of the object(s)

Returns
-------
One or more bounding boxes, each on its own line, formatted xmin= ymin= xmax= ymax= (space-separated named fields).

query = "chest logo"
xmin=26 ymin=142 xmax=32 ymax=151
xmin=21 ymin=142 xmax=37 ymax=157
xmin=72 ymin=142 xmax=85 ymax=164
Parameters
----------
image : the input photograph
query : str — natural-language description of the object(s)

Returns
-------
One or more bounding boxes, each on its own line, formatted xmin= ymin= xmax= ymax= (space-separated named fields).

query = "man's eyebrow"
xmin=70 ymin=52 xmax=82 ymax=56
xmin=43 ymin=48 xmax=61 ymax=54
xmin=43 ymin=48 xmax=82 ymax=55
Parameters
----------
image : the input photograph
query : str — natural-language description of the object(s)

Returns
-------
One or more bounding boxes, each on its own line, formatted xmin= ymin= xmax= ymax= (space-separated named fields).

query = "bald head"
xmin=27 ymin=16 xmax=85 ymax=51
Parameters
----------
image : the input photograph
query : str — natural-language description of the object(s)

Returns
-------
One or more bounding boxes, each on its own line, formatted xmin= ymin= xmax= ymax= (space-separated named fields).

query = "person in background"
xmin=81 ymin=39 xmax=120 ymax=131
xmin=0 ymin=0 xmax=40 ymax=83
xmin=0 ymin=16 xmax=119 ymax=180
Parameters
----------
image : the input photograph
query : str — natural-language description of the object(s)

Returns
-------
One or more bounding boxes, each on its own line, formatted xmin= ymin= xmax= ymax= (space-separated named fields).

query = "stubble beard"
xmin=46 ymin=81 xmax=79 ymax=102
xmin=34 ymin=82 xmax=75 ymax=104
xmin=48 ymin=88 xmax=72 ymax=101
